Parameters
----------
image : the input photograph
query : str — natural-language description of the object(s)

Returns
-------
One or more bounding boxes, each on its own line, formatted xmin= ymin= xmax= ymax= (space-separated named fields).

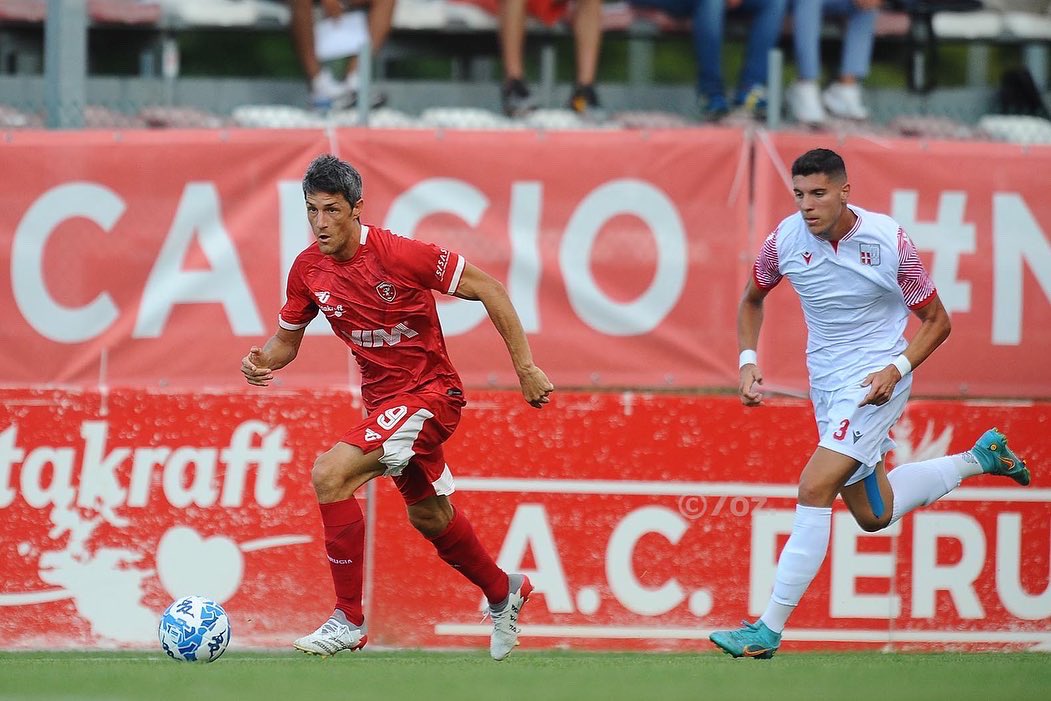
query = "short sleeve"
xmin=753 ymin=229 xmax=782 ymax=290
xmin=279 ymin=257 xmax=318 ymax=330
xmin=896 ymin=227 xmax=936 ymax=309
xmin=392 ymin=235 xmax=466 ymax=295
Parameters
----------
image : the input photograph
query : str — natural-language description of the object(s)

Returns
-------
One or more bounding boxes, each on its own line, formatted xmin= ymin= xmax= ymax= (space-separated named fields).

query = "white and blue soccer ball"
xmin=158 ymin=595 xmax=231 ymax=663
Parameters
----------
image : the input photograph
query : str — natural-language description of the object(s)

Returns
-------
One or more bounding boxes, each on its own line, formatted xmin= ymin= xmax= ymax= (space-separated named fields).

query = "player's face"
xmin=305 ymin=191 xmax=363 ymax=261
xmin=792 ymin=173 xmax=849 ymax=240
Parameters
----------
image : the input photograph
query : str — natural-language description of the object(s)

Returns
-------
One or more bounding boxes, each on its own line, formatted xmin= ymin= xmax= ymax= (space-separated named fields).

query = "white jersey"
xmin=753 ymin=204 xmax=936 ymax=390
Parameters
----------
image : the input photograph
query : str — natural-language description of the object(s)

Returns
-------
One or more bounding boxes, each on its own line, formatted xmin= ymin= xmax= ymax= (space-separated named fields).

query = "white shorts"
xmin=811 ymin=374 xmax=912 ymax=487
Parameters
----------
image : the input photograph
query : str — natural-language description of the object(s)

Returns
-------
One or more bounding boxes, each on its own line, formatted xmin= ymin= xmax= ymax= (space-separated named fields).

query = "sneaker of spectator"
xmin=502 ymin=78 xmax=535 ymax=118
xmin=699 ymin=93 xmax=730 ymax=122
xmin=823 ymin=82 xmax=868 ymax=120
xmin=310 ymin=68 xmax=353 ymax=111
xmin=734 ymin=84 xmax=767 ymax=120
xmin=567 ymin=84 xmax=603 ymax=119
xmin=787 ymin=80 xmax=827 ymax=125
xmin=344 ymin=69 xmax=389 ymax=110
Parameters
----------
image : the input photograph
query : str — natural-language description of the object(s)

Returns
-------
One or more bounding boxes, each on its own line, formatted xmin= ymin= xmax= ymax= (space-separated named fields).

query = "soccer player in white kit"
xmin=709 ymin=148 xmax=1031 ymax=659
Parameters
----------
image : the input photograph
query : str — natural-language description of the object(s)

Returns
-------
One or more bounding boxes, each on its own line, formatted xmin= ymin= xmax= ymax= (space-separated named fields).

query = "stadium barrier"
xmin=1 ymin=126 xmax=1049 ymax=650
xmin=0 ymin=389 xmax=1048 ymax=651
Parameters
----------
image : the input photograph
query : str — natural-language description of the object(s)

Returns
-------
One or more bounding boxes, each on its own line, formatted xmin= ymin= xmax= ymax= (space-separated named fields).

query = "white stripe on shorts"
xmin=379 ymin=408 xmax=435 ymax=476
xmin=432 ymin=464 xmax=456 ymax=496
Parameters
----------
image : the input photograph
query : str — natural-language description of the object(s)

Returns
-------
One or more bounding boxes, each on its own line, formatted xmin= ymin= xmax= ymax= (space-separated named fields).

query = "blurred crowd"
xmin=1 ymin=0 xmax=1049 ymax=137
xmin=289 ymin=0 xmax=1051 ymax=128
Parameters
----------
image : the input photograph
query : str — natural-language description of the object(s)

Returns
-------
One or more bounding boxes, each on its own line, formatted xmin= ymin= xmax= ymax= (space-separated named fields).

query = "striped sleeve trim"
xmin=753 ymin=229 xmax=782 ymax=290
xmin=897 ymin=227 xmax=936 ymax=309
xmin=447 ymin=254 xmax=466 ymax=295
xmin=279 ymin=316 xmax=310 ymax=331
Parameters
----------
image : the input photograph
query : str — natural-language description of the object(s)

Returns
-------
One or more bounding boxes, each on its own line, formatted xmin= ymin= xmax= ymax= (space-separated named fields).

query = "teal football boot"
xmin=971 ymin=428 xmax=1030 ymax=486
xmin=709 ymin=620 xmax=781 ymax=659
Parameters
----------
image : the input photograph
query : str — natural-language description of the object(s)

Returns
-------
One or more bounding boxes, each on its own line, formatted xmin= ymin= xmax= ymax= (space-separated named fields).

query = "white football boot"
xmin=293 ymin=609 xmax=367 ymax=657
xmin=488 ymin=574 xmax=534 ymax=661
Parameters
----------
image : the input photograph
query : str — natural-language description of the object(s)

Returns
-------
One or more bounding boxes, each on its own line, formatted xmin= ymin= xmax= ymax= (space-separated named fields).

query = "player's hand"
xmin=241 ymin=346 xmax=274 ymax=387
xmin=739 ymin=364 xmax=764 ymax=407
xmin=518 ymin=365 xmax=554 ymax=409
xmin=859 ymin=365 xmax=900 ymax=406
xmin=320 ymin=0 xmax=343 ymax=19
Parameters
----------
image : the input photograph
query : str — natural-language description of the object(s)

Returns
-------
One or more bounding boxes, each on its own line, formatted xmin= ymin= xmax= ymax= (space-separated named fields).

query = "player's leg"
xmin=842 ymin=428 xmax=1031 ymax=534
xmin=294 ymin=440 xmax=385 ymax=656
xmin=710 ymin=446 xmax=859 ymax=658
xmin=840 ymin=462 xmax=893 ymax=532
xmin=396 ymin=458 xmax=533 ymax=660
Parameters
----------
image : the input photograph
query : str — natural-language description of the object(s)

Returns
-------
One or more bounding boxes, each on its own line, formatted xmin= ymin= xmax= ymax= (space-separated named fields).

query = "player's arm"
xmin=859 ymin=294 xmax=951 ymax=407
xmin=453 ymin=262 xmax=554 ymax=409
xmin=738 ymin=277 xmax=772 ymax=406
xmin=241 ymin=326 xmax=306 ymax=387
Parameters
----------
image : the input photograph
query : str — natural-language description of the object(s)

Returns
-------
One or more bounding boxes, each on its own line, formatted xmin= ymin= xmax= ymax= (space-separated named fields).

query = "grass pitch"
xmin=1 ymin=649 xmax=1047 ymax=701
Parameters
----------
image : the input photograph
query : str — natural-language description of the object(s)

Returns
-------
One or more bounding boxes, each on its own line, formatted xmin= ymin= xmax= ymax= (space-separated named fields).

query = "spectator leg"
xmin=736 ymin=0 xmax=787 ymax=97
xmin=572 ymin=0 xmax=602 ymax=86
xmin=289 ymin=0 xmax=321 ymax=81
xmin=792 ymin=0 xmax=824 ymax=82
xmin=693 ymin=0 xmax=727 ymax=99
xmin=499 ymin=0 xmax=528 ymax=81
xmin=837 ymin=0 xmax=875 ymax=82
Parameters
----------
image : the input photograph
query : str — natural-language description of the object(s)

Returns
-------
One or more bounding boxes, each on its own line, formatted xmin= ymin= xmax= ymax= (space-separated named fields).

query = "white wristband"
xmin=739 ymin=349 xmax=758 ymax=369
xmin=891 ymin=354 xmax=912 ymax=377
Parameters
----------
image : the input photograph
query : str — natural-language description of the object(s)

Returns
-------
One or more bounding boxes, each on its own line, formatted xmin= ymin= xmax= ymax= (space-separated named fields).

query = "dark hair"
xmin=302 ymin=154 xmax=363 ymax=205
xmin=791 ymin=148 xmax=847 ymax=181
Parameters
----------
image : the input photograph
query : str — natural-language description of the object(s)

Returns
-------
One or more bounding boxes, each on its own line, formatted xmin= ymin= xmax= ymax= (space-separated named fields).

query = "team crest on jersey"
xmin=315 ymin=291 xmax=331 ymax=303
xmin=859 ymin=243 xmax=881 ymax=266
xmin=375 ymin=282 xmax=397 ymax=303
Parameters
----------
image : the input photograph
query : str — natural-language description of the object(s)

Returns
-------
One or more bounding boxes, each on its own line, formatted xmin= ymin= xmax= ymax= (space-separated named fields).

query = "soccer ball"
xmin=158 ymin=595 xmax=231 ymax=663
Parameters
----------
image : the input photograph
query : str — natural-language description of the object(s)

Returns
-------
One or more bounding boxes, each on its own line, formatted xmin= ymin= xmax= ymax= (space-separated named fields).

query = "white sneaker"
xmin=488 ymin=574 xmax=533 ymax=660
xmin=787 ymin=81 xmax=827 ymax=125
xmin=310 ymin=69 xmax=352 ymax=112
xmin=823 ymin=82 xmax=869 ymax=120
xmin=293 ymin=609 xmax=368 ymax=657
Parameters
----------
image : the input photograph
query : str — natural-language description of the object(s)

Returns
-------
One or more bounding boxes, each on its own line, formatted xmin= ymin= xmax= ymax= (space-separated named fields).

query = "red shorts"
xmin=469 ymin=0 xmax=569 ymax=26
xmin=340 ymin=390 xmax=465 ymax=505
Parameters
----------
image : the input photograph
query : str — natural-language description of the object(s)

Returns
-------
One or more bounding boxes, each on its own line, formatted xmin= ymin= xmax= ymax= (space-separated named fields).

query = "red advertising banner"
xmin=371 ymin=391 xmax=1051 ymax=652
xmin=751 ymin=133 xmax=1051 ymax=398
xmin=0 ymin=128 xmax=748 ymax=390
xmin=3 ymin=388 xmax=1046 ymax=652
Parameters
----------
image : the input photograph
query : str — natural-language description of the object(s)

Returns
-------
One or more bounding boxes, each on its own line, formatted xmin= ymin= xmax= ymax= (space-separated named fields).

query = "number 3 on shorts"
xmin=832 ymin=418 xmax=850 ymax=441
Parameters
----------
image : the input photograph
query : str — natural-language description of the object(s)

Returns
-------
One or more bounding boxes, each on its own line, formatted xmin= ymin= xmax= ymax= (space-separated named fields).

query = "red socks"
xmin=428 ymin=508 xmax=510 ymax=604
xmin=319 ymin=497 xmax=366 ymax=626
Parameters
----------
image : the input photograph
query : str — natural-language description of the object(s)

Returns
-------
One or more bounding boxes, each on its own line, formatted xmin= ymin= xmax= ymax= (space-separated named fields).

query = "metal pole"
xmin=356 ymin=34 xmax=372 ymax=127
xmin=44 ymin=0 xmax=87 ymax=129
xmin=766 ymin=47 xmax=782 ymax=131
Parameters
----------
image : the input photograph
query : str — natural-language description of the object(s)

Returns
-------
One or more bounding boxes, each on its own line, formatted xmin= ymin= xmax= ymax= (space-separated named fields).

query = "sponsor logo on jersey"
xmin=802 ymin=251 xmax=812 ymax=265
xmin=315 ymin=290 xmax=331 ymax=303
xmin=859 ymin=243 xmax=881 ymax=266
xmin=320 ymin=304 xmax=344 ymax=317
xmin=375 ymin=282 xmax=397 ymax=303
xmin=341 ymin=322 xmax=419 ymax=348
xmin=435 ymin=248 xmax=450 ymax=280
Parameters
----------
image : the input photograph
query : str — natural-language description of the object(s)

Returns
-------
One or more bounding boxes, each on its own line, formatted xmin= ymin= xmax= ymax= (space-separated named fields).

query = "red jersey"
xmin=279 ymin=225 xmax=465 ymax=410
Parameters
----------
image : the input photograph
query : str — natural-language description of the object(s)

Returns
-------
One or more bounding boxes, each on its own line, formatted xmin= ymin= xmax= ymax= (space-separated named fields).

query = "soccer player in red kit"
xmin=241 ymin=154 xmax=554 ymax=659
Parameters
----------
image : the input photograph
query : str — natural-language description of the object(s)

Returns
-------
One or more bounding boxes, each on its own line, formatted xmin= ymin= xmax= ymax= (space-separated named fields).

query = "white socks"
xmin=760 ymin=504 xmax=832 ymax=633
xmin=759 ymin=454 xmax=978 ymax=634
xmin=888 ymin=454 xmax=974 ymax=525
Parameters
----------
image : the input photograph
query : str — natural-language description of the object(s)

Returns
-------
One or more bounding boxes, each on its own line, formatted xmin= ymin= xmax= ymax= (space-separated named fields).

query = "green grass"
xmin=1 ymin=650 xmax=1049 ymax=701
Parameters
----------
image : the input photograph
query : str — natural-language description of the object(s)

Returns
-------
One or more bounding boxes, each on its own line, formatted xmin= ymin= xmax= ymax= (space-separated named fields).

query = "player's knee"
xmin=310 ymin=455 xmax=346 ymax=499
xmin=797 ymin=482 xmax=836 ymax=507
